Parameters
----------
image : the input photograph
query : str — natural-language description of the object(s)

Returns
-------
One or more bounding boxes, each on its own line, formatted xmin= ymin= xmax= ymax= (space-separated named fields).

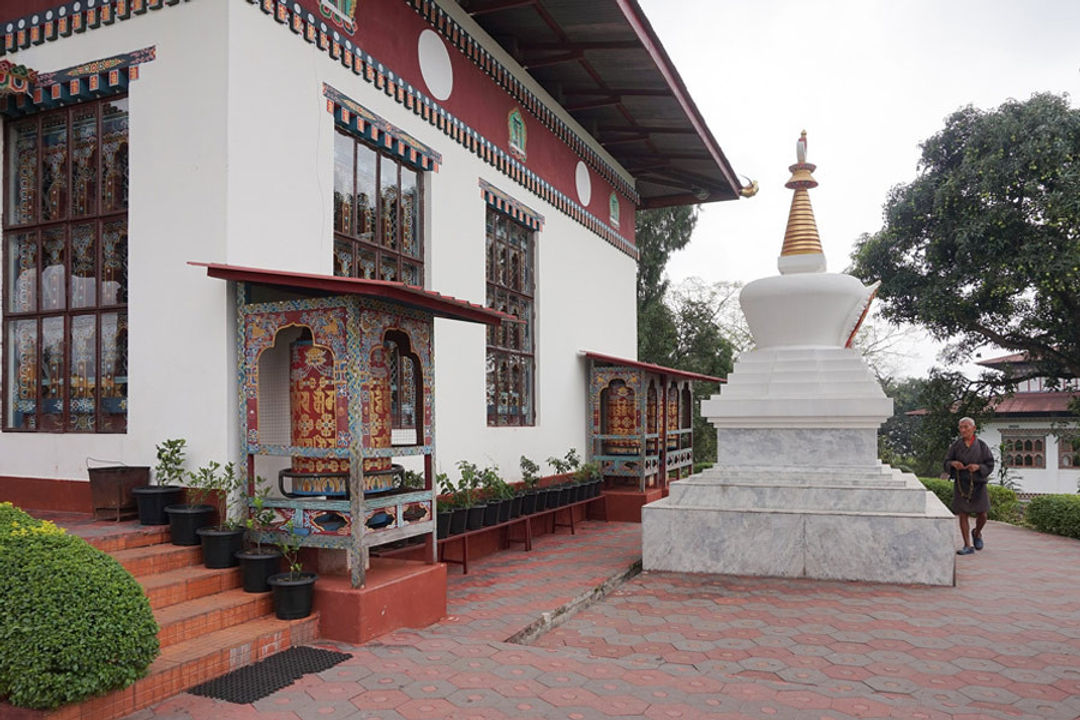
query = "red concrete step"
xmin=110 ymin=542 xmax=203 ymax=577
xmin=140 ymin=564 xmax=243 ymax=610
xmin=17 ymin=613 xmax=320 ymax=720
xmin=154 ymin=587 xmax=274 ymax=648
xmin=84 ymin=524 xmax=171 ymax=553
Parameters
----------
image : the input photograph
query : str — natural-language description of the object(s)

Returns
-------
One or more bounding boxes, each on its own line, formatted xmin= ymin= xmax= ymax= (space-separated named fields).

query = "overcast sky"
xmin=637 ymin=0 xmax=1080 ymax=377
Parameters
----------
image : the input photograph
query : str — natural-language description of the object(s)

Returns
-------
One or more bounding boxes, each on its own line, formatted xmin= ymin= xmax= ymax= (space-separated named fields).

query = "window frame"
xmin=1001 ymin=431 xmax=1047 ymax=469
xmin=485 ymin=205 xmax=535 ymax=427
xmin=3 ymin=96 xmax=130 ymax=434
xmin=332 ymin=128 xmax=424 ymax=286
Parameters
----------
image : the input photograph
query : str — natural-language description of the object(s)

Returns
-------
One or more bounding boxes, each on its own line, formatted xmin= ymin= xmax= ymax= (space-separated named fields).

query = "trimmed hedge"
xmin=0 ymin=502 xmax=159 ymax=710
xmin=1025 ymin=494 xmax=1080 ymax=540
xmin=918 ymin=477 xmax=1022 ymax=524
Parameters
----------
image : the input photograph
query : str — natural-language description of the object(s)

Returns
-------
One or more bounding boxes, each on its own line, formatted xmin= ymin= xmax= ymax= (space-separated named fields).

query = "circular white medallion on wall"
xmin=418 ymin=29 xmax=454 ymax=102
xmin=575 ymin=161 xmax=592 ymax=206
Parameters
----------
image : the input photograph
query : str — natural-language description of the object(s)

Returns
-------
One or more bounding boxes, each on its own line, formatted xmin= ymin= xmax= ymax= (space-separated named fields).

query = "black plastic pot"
xmin=449 ymin=507 xmax=468 ymax=535
xmin=510 ymin=495 xmax=523 ymax=518
xmin=536 ymin=488 xmax=552 ymax=511
xmin=482 ymin=502 xmax=500 ymax=527
xmin=466 ymin=504 xmax=486 ymax=531
xmin=436 ymin=511 xmax=452 ymax=539
xmin=495 ymin=499 xmax=510 ymax=524
xmin=236 ymin=549 xmax=282 ymax=593
xmin=165 ymin=504 xmax=214 ymax=546
xmin=197 ymin=526 xmax=244 ymax=568
xmin=591 ymin=479 xmax=602 ymax=497
xmin=267 ymin=572 xmax=318 ymax=619
xmin=132 ymin=485 xmax=183 ymax=525
xmin=521 ymin=492 xmax=537 ymax=515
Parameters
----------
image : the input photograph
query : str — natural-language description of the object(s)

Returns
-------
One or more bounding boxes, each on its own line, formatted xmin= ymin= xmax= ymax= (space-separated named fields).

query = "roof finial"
xmin=778 ymin=130 xmax=825 ymax=273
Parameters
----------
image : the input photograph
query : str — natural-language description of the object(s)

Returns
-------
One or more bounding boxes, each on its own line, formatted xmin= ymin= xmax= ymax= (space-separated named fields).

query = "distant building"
xmin=977 ymin=353 xmax=1080 ymax=495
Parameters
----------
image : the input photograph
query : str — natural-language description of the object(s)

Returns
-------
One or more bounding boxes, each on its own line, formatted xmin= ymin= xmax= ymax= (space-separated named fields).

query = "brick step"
xmin=140 ymin=564 xmax=243 ymax=610
xmin=24 ymin=613 xmax=320 ymax=720
xmin=85 ymin=524 xmax=172 ymax=553
xmin=110 ymin=542 xmax=203 ymax=577
xmin=154 ymin=588 xmax=274 ymax=648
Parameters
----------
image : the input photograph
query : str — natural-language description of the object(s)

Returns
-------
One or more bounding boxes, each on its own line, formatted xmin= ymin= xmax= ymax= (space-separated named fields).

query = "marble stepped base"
xmin=642 ymin=470 xmax=956 ymax=586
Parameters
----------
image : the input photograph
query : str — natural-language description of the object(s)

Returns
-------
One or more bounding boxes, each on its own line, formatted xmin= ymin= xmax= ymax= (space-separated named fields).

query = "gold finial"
xmin=780 ymin=130 xmax=823 ymax=257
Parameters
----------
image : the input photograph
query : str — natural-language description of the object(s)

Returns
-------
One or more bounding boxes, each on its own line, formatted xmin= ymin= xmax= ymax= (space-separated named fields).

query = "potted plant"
xmin=457 ymin=460 xmax=487 ymax=530
xmin=547 ymin=450 xmax=580 ymax=507
xmin=194 ymin=461 xmax=246 ymax=568
xmin=132 ymin=438 xmax=186 ymax=525
xmin=266 ymin=521 xmax=317 ymax=620
xmin=576 ymin=460 xmax=602 ymax=498
xmin=163 ymin=457 xmax=217 ymax=546
xmin=482 ymin=465 xmax=514 ymax=523
xmin=520 ymin=456 xmax=540 ymax=515
xmin=436 ymin=472 xmax=466 ymax=538
xmin=235 ymin=476 xmax=282 ymax=592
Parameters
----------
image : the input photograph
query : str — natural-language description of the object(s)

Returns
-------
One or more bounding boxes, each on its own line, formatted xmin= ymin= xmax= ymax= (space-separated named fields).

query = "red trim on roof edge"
xmin=189 ymin=262 xmax=512 ymax=326
xmin=583 ymin=350 xmax=724 ymax=383
xmin=616 ymin=0 xmax=742 ymax=198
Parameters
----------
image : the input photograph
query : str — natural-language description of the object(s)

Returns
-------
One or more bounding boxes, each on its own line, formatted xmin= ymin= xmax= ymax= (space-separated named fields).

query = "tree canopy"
xmin=850 ymin=92 xmax=1080 ymax=381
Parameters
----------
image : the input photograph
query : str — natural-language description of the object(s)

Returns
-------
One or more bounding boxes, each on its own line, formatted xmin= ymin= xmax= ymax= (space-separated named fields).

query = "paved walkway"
xmin=92 ymin=518 xmax=1079 ymax=719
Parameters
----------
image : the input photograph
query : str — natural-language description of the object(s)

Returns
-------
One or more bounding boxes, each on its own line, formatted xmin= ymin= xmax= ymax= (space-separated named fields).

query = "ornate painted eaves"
xmin=324 ymin=83 xmax=442 ymax=171
xmin=1 ymin=0 xmax=185 ymax=55
xmin=479 ymin=179 xmax=543 ymax=231
xmin=0 ymin=46 xmax=154 ymax=117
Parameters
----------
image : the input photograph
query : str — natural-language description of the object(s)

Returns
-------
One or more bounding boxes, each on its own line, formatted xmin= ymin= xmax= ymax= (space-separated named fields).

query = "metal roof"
xmin=582 ymin=351 xmax=724 ymax=383
xmin=457 ymin=0 xmax=744 ymax=208
xmin=191 ymin=262 xmax=512 ymax=326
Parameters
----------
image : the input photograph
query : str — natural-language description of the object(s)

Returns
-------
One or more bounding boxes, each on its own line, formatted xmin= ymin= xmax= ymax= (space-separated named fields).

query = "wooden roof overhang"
xmin=191 ymin=262 xmax=513 ymax=326
xmin=583 ymin=350 xmax=725 ymax=383
xmin=458 ymin=0 xmax=743 ymax=209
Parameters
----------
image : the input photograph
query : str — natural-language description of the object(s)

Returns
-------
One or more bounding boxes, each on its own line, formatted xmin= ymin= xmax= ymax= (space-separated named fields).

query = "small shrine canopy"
xmin=190 ymin=262 xmax=512 ymax=325
xmin=582 ymin=351 xmax=724 ymax=383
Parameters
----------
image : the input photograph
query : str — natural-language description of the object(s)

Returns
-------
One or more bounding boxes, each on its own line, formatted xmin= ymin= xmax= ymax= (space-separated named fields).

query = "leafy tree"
xmin=636 ymin=206 xmax=698 ymax=365
xmin=909 ymin=369 xmax=994 ymax=477
xmin=850 ymin=92 xmax=1080 ymax=383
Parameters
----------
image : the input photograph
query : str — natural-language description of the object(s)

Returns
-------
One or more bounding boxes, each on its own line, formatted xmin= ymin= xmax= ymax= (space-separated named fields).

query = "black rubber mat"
xmin=188 ymin=646 xmax=352 ymax=704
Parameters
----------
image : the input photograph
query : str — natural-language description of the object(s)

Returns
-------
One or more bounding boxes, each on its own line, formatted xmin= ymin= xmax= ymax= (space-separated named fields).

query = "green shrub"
xmin=1026 ymin=494 xmax=1080 ymax=540
xmin=918 ymin=478 xmax=1021 ymax=524
xmin=0 ymin=502 xmax=159 ymax=709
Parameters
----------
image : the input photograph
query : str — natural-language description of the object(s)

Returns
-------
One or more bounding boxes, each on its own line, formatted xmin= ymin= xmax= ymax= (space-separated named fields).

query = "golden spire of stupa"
xmin=780 ymin=131 xmax=824 ymax=257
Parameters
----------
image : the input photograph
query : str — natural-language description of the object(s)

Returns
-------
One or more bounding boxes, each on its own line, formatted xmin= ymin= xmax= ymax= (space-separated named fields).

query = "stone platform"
xmin=642 ymin=463 xmax=956 ymax=586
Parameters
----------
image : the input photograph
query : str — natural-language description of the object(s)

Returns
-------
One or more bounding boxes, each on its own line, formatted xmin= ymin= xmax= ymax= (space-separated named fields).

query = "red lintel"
xmin=190 ymin=262 xmax=514 ymax=326
xmin=582 ymin=350 xmax=725 ymax=383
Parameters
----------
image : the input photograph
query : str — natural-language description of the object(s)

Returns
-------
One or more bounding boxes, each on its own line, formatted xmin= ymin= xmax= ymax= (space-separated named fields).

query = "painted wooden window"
xmin=3 ymin=97 xmax=129 ymax=433
xmin=1002 ymin=433 xmax=1046 ymax=469
xmin=1059 ymin=438 xmax=1080 ymax=469
xmin=332 ymin=130 xmax=423 ymax=286
xmin=485 ymin=207 xmax=534 ymax=426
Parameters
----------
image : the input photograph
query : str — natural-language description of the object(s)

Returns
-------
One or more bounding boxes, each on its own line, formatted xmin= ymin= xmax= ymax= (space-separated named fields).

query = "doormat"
xmin=188 ymin=646 xmax=353 ymax=704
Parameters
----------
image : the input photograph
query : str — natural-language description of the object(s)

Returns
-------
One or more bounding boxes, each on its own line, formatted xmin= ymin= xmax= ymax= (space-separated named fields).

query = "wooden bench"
xmin=437 ymin=493 xmax=607 ymax=574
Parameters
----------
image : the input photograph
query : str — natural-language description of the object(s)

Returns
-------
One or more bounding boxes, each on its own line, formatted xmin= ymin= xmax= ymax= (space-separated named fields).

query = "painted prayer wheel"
xmin=646 ymin=385 xmax=658 ymax=455
xmin=666 ymin=384 xmax=679 ymax=451
xmin=361 ymin=345 xmax=398 ymax=493
xmin=603 ymin=380 xmax=639 ymax=456
xmin=289 ymin=339 xmax=348 ymax=496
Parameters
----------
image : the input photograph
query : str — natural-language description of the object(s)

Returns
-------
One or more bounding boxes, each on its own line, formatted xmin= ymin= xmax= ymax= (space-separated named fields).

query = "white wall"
xmin=1 ymin=3 xmax=638 ymax=484
xmin=0 ymin=1 xmax=234 ymax=479
xmin=980 ymin=421 xmax=1080 ymax=495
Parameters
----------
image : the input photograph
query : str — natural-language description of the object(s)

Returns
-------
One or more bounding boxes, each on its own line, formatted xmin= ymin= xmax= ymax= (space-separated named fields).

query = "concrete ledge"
xmin=313 ymin=558 xmax=446 ymax=644
xmin=642 ymin=501 xmax=955 ymax=586
xmin=0 ymin=475 xmax=92 ymax=513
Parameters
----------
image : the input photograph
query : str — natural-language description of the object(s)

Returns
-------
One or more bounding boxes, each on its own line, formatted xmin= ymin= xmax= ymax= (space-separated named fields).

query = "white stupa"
xmin=641 ymin=132 xmax=956 ymax=586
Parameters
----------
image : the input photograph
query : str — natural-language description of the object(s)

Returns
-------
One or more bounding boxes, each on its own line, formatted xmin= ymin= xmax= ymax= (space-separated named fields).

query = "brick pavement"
xmin=123 ymin=519 xmax=1080 ymax=720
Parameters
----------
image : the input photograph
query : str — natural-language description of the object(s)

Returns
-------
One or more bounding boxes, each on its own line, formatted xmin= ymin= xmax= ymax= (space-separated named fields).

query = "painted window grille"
xmin=1001 ymin=434 xmax=1045 ymax=469
xmin=332 ymin=129 xmax=423 ymax=287
xmin=3 ymin=97 xmax=129 ymax=433
xmin=485 ymin=206 xmax=534 ymax=426
xmin=1059 ymin=438 xmax=1080 ymax=469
